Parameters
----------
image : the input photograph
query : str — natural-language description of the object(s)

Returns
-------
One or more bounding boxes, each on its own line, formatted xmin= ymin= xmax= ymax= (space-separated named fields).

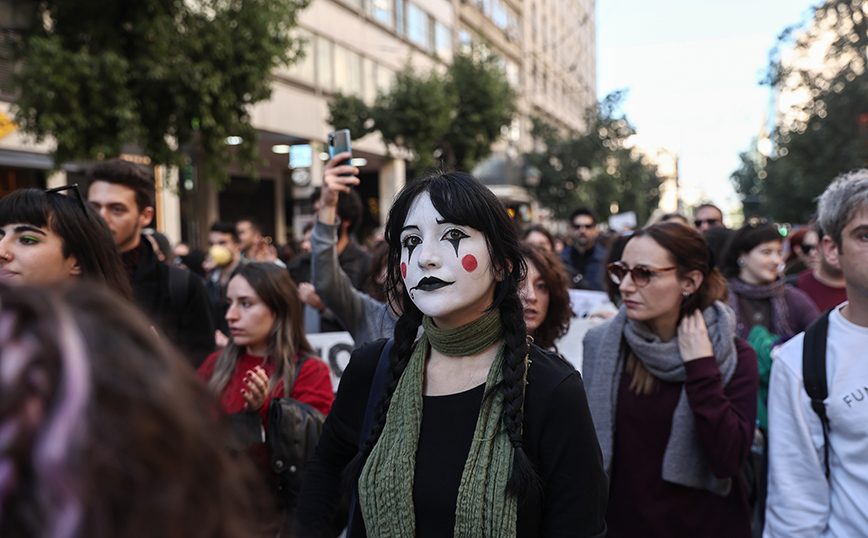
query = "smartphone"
xmin=328 ymin=129 xmax=353 ymax=168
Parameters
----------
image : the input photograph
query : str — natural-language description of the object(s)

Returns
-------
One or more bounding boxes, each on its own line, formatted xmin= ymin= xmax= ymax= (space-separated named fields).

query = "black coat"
xmin=130 ymin=236 xmax=216 ymax=367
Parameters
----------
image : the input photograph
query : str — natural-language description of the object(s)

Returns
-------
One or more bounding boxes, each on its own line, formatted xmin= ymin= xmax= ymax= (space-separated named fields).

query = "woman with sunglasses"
xmin=583 ymin=222 xmax=759 ymax=537
xmin=0 ymin=187 xmax=132 ymax=299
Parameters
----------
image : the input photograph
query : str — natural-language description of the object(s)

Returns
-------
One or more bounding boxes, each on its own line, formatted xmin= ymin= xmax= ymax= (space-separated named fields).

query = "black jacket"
xmin=294 ymin=340 xmax=609 ymax=538
xmin=130 ymin=236 xmax=216 ymax=367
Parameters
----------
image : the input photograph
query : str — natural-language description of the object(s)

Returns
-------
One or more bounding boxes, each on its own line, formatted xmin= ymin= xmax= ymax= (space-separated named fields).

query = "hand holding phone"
xmin=328 ymin=129 xmax=352 ymax=169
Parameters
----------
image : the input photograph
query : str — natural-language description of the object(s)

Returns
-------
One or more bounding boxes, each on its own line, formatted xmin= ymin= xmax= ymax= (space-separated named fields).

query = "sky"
xmin=596 ymin=0 xmax=820 ymax=217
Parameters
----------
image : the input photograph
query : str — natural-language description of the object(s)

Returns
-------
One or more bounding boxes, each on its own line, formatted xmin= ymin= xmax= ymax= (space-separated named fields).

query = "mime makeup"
xmin=399 ymin=192 xmax=496 ymax=328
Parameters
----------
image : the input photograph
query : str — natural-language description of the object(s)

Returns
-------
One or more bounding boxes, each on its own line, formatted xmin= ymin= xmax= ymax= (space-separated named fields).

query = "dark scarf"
xmin=727 ymin=276 xmax=792 ymax=338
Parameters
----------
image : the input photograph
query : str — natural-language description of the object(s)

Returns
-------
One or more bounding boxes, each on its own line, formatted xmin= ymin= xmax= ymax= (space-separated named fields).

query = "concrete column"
xmin=155 ymin=165 xmax=182 ymax=246
xmin=274 ymin=167 xmax=286 ymax=245
xmin=45 ymin=170 xmax=67 ymax=190
xmin=378 ymin=158 xmax=405 ymax=227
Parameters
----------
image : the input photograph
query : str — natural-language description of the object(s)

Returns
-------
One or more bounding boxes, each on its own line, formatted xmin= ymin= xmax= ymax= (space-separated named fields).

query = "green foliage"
xmin=730 ymin=150 xmax=766 ymax=218
xmin=371 ymin=63 xmax=455 ymax=170
xmin=328 ymin=93 xmax=375 ymax=140
xmin=524 ymin=91 xmax=664 ymax=223
xmin=326 ymin=47 xmax=515 ymax=172
xmin=10 ymin=0 xmax=311 ymax=188
xmin=733 ymin=0 xmax=868 ymax=222
xmin=445 ymin=52 xmax=516 ymax=170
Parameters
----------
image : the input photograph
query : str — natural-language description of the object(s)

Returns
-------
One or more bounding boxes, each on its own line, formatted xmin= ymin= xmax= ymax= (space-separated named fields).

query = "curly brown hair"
xmin=520 ymin=243 xmax=573 ymax=351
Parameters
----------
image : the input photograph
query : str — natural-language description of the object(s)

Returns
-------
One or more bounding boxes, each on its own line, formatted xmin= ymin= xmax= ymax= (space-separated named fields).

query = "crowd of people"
xmin=0 ymin=155 xmax=865 ymax=538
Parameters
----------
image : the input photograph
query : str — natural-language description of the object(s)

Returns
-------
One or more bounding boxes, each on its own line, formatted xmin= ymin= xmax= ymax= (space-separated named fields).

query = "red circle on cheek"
xmin=401 ymin=262 xmax=407 ymax=279
xmin=462 ymin=255 xmax=478 ymax=273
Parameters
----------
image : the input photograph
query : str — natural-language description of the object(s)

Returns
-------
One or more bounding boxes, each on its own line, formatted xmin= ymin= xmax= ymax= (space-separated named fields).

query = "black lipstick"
xmin=411 ymin=276 xmax=453 ymax=292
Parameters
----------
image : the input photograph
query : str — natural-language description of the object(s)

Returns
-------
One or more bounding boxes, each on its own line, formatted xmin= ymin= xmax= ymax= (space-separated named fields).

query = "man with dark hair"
xmin=206 ymin=220 xmax=243 ymax=337
xmin=289 ymin=186 xmax=371 ymax=333
xmin=87 ymin=158 xmax=215 ymax=366
xmin=236 ymin=217 xmax=286 ymax=268
xmin=794 ymin=224 xmax=847 ymax=311
xmin=694 ymin=203 xmax=724 ymax=232
xmin=560 ymin=206 xmax=606 ymax=290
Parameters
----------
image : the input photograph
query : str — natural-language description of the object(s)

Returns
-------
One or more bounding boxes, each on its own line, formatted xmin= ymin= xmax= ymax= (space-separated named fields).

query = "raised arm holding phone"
xmin=310 ymin=152 xmax=398 ymax=347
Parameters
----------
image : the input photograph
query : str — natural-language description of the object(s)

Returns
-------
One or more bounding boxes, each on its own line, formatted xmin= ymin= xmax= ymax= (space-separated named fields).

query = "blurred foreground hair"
xmin=0 ymin=283 xmax=271 ymax=538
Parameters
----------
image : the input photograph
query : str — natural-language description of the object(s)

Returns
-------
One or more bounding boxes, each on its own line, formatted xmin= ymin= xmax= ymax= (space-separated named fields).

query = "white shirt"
xmin=765 ymin=303 xmax=868 ymax=537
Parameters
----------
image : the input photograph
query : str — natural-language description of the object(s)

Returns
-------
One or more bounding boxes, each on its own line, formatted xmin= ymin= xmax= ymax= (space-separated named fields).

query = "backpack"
xmin=802 ymin=308 xmax=833 ymax=478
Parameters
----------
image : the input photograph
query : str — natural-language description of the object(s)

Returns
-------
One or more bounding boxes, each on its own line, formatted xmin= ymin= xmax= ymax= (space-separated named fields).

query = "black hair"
xmin=236 ymin=217 xmax=263 ymax=235
xmin=702 ymin=225 xmax=733 ymax=270
xmin=720 ymin=222 xmax=784 ymax=278
xmin=347 ymin=171 xmax=539 ymax=501
xmin=337 ymin=188 xmax=364 ymax=237
xmin=521 ymin=224 xmax=555 ymax=251
xmin=604 ymin=233 xmax=632 ymax=304
xmin=569 ymin=206 xmax=598 ymax=225
xmin=87 ymin=158 xmax=155 ymax=212
xmin=209 ymin=221 xmax=239 ymax=243
xmin=0 ymin=189 xmax=132 ymax=301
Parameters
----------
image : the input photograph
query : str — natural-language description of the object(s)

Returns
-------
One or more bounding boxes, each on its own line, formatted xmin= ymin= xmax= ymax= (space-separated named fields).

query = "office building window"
xmin=368 ymin=0 xmax=393 ymax=28
xmin=334 ymin=45 xmax=362 ymax=96
xmin=376 ymin=65 xmax=394 ymax=94
xmin=396 ymin=0 xmax=404 ymax=36
xmin=406 ymin=3 xmax=429 ymax=50
xmin=286 ymin=30 xmax=315 ymax=83
xmin=363 ymin=58 xmax=377 ymax=103
xmin=434 ymin=21 xmax=452 ymax=60
xmin=317 ymin=36 xmax=334 ymax=91
xmin=459 ymin=28 xmax=471 ymax=54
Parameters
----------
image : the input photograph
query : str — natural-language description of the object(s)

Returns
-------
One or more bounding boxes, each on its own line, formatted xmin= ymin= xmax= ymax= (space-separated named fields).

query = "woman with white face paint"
xmin=295 ymin=171 xmax=608 ymax=538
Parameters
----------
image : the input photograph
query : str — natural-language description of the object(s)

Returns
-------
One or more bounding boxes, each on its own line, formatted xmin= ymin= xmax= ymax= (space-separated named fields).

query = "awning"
xmin=0 ymin=148 xmax=53 ymax=170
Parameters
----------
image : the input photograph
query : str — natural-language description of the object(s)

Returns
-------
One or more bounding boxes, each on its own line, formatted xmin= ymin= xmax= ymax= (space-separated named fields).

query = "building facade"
xmin=0 ymin=0 xmax=597 ymax=248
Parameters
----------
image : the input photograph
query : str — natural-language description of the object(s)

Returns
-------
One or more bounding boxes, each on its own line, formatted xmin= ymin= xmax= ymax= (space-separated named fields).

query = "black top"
xmin=415 ymin=383 xmax=485 ymax=537
xmin=294 ymin=340 xmax=609 ymax=538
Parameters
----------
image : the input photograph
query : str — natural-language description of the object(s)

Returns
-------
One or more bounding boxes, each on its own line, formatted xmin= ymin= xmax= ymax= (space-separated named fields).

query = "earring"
xmin=737 ymin=258 xmax=746 ymax=267
xmin=682 ymin=291 xmax=690 ymax=298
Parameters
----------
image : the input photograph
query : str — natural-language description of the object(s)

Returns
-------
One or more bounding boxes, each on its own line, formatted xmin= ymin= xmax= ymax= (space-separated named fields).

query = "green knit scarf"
xmin=358 ymin=309 xmax=517 ymax=537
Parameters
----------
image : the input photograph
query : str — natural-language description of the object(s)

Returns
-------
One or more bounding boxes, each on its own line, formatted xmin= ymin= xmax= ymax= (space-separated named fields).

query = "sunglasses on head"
xmin=44 ymin=184 xmax=90 ymax=221
xmin=607 ymin=261 xmax=678 ymax=287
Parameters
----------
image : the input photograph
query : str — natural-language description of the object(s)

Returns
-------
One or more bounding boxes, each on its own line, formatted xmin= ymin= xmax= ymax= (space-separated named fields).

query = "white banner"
xmin=307 ymin=331 xmax=356 ymax=392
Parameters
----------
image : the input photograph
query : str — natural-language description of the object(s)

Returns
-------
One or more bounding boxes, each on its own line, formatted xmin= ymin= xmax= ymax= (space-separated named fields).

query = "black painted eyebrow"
xmin=400 ymin=225 xmax=420 ymax=233
xmin=13 ymin=225 xmax=47 ymax=236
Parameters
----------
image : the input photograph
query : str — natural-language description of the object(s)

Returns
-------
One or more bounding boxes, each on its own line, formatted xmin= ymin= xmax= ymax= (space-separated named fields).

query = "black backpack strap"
xmin=802 ymin=308 xmax=833 ymax=478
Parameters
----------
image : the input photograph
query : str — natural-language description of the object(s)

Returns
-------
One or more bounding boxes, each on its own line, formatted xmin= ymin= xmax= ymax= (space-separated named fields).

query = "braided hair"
xmin=346 ymin=171 xmax=540 ymax=501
